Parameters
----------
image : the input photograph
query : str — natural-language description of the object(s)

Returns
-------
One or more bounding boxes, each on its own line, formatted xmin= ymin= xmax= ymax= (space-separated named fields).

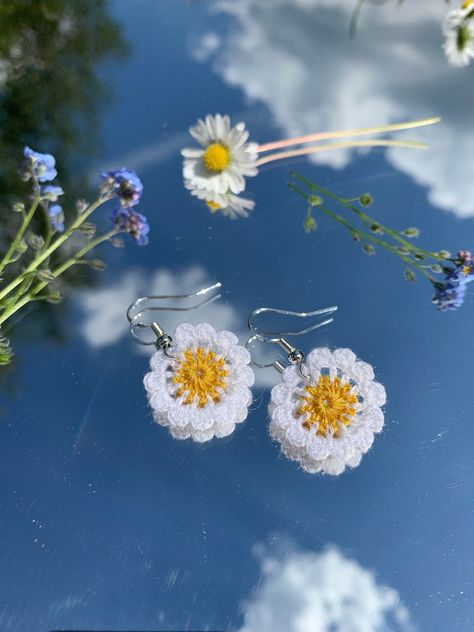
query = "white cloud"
xmin=76 ymin=265 xmax=278 ymax=388
xmin=88 ymin=132 xmax=188 ymax=182
xmin=238 ymin=544 xmax=414 ymax=632
xmin=199 ymin=0 xmax=474 ymax=218
xmin=191 ymin=31 xmax=222 ymax=62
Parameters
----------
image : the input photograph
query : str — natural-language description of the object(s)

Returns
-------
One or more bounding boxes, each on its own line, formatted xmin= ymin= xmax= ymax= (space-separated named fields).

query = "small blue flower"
xmin=433 ymin=250 xmax=474 ymax=311
xmin=49 ymin=204 xmax=64 ymax=233
xmin=23 ymin=146 xmax=57 ymax=182
xmin=111 ymin=207 xmax=149 ymax=245
xmin=41 ymin=185 xmax=64 ymax=201
xmin=101 ymin=168 xmax=143 ymax=206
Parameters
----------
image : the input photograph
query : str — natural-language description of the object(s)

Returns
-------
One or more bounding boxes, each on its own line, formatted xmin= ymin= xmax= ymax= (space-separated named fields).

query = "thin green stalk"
xmin=0 ymin=193 xmax=41 ymax=276
xmin=292 ymin=172 xmax=449 ymax=263
xmin=0 ymin=195 xmax=109 ymax=303
xmin=289 ymin=183 xmax=436 ymax=282
xmin=0 ymin=228 xmax=117 ymax=327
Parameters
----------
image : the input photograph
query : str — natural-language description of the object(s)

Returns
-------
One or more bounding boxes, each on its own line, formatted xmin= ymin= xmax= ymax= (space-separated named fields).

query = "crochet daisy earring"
xmin=127 ymin=283 xmax=254 ymax=442
xmin=246 ymin=306 xmax=386 ymax=476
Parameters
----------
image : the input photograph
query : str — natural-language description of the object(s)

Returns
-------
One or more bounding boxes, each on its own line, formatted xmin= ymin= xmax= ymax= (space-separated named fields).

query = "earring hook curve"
xmin=127 ymin=281 xmax=222 ymax=348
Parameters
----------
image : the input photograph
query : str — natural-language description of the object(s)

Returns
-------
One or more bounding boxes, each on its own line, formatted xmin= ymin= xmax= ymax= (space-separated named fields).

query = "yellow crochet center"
xmin=206 ymin=200 xmax=221 ymax=212
xmin=173 ymin=347 xmax=228 ymax=408
xmin=203 ymin=143 xmax=230 ymax=173
xmin=297 ymin=375 xmax=358 ymax=437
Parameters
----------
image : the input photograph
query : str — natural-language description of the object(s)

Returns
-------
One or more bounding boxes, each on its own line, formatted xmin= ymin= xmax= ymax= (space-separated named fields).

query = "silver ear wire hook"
xmin=127 ymin=282 xmax=222 ymax=354
xmin=246 ymin=305 xmax=338 ymax=376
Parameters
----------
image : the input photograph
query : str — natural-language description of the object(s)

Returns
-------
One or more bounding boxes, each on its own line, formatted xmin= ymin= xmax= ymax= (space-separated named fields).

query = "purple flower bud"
xmin=101 ymin=168 xmax=143 ymax=206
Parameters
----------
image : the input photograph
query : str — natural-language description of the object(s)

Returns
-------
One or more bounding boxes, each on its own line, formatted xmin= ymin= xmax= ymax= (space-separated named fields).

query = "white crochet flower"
xmin=189 ymin=186 xmax=255 ymax=219
xmin=144 ymin=323 xmax=254 ymax=442
xmin=182 ymin=113 xmax=258 ymax=196
xmin=269 ymin=347 xmax=386 ymax=476
xmin=443 ymin=10 xmax=474 ymax=67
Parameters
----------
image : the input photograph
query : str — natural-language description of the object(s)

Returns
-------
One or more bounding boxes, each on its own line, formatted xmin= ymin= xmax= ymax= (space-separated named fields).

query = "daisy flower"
xmin=182 ymin=114 xmax=258 ymax=196
xmin=144 ymin=323 xmax=254 ymax=442
xmin=188 ymin=186 xmax=255 ymax=219
xmin=443 ymin=11 xmax=474 ymax=66
xmin=268 ymin=347 xmax=386 ymax=476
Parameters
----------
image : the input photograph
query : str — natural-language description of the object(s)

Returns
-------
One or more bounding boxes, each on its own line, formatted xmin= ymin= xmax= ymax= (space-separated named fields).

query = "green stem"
xmin=0 ymin=193 xmax=41 ymax=276
xmin=0 ymin=228 xmax=117 ymax=327
xmin=0 ymin=195 xmax=109 ymax=303
xmin=289 ymin=183 xmax=435 ymax=283
xmin=291 ymin=173 xmax=449 ymax=263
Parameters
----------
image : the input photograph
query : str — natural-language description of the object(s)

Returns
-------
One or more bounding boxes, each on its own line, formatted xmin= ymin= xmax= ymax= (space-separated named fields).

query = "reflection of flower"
xmin=144 ymin=323 xmax=254 ymax=442
xmin=23 ymin=146 xmax=57 ymax=182
xmin=269 ymin=348 xmax=386 ymax=475
xmin=48 ymin=204 xmax=64 ymax=233
xmin=443 ymin=0 xmax=474 ymax=66
xmin=101 ymin=168 xmax=143 ymax=206
xmin=111 ymin=207 xmax=150 ymax=245
xmin=189 ymin=186 xmax=255 ymax=219
xmin=432 ymin=250 xmax=474 ymax=310
xmin=182 ymin=113 xmax=258 ymax=197
xmin=239 ymin=544 xmax=414 ymax=632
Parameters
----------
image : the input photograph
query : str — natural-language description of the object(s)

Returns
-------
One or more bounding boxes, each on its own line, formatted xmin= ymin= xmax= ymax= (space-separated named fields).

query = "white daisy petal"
xmin=182 ymin=113 xmax=258 ymax=199
xmin=443 ymin=12 xmax=474 ymax=67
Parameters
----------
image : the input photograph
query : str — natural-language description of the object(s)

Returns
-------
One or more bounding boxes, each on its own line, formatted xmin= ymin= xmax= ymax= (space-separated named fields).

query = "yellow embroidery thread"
xmin=203 ymin=143 xmax=230 ymax=173
xmin=173 ymin=347 xmax=228 ymax=407
xmin=297 ymin=375 xmax=358 ymax=437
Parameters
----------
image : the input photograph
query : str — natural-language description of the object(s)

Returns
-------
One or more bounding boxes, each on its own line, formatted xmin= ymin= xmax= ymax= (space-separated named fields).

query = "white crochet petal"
xmin=173 ymin=323 xmax=198 ymax=347
xmin=214 ymin=329 xmax=239 ymax=349
xmin=285 ymin=423 xmax=308 ymax=448
xmin=321 ymin=456 xmax=346 ymax=476
xmin=144 ymin=323 xmax=253 ymax=442
xmin=268 ymin=347 xmax=385 ymax=476
xmin=214 ymin=421 xmax=236 ymax=438
xmin=331 ymin=348 xmax=357 ymax=372
xmin=280 ymin=365 xmax=303 ymax=388
xmin=360 ymin=406 xmax=384 ymax=433
xmin=305 ymin=347 xmax=334 ymax=372
xmin=353 ymin=359 xmax=375 ymax=383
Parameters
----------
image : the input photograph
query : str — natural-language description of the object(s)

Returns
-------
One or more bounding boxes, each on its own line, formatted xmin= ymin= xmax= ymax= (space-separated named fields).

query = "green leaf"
xmin=402 ymin=227 xmax=420 ymax=238
xmin=307 ymin=194 xmax=323 ymax=207
xmin=437 ymin=250 xmax=451 ymax=259
xmin=363 ymin=244 xmax=375 ymax=256
xmin=13 ymin=202 xmax=25 ymax=214
xmin=26 ymin=232 xmax=45 ymax=250
xmin=78 ymin=222 xmax=96 ymax=238
xmin=88 ymin=259 xmax=107 ymax=270
xmin=359 ymin=193 xmax=373 ymax=207
xmin=36 ymin=269 xmax=56 ymax=282
xmin=369 ymin=223 xmax=383 ymax=234
xmin=0 ymin=333 xmax=13 ymax=366
xmin=46 ymin=290 xmax=62 ymax=304
xmin=76 ymin=199 xmax=89 ymax=215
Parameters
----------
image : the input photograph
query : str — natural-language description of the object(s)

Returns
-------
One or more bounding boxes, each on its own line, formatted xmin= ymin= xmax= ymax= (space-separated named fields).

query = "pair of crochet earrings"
xmin=127 ymin=283 xmax=386 ymax=476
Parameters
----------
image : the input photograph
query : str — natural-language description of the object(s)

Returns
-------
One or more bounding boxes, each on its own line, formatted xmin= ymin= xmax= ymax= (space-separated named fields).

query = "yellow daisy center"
xmin=462 ymin=0 xmax=473 ymax=9
xmin=297 ymin=375 xmax=358 ymax=437
xmin=206 ymin=200 xmax=222 ymax=213
xmin=173 ymin=347 xmax=228 ymax=408
xmin=462 ymin=265 xmax=471 ymax=276
xmin=203 ymin=143 xmax=230 ymax=173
